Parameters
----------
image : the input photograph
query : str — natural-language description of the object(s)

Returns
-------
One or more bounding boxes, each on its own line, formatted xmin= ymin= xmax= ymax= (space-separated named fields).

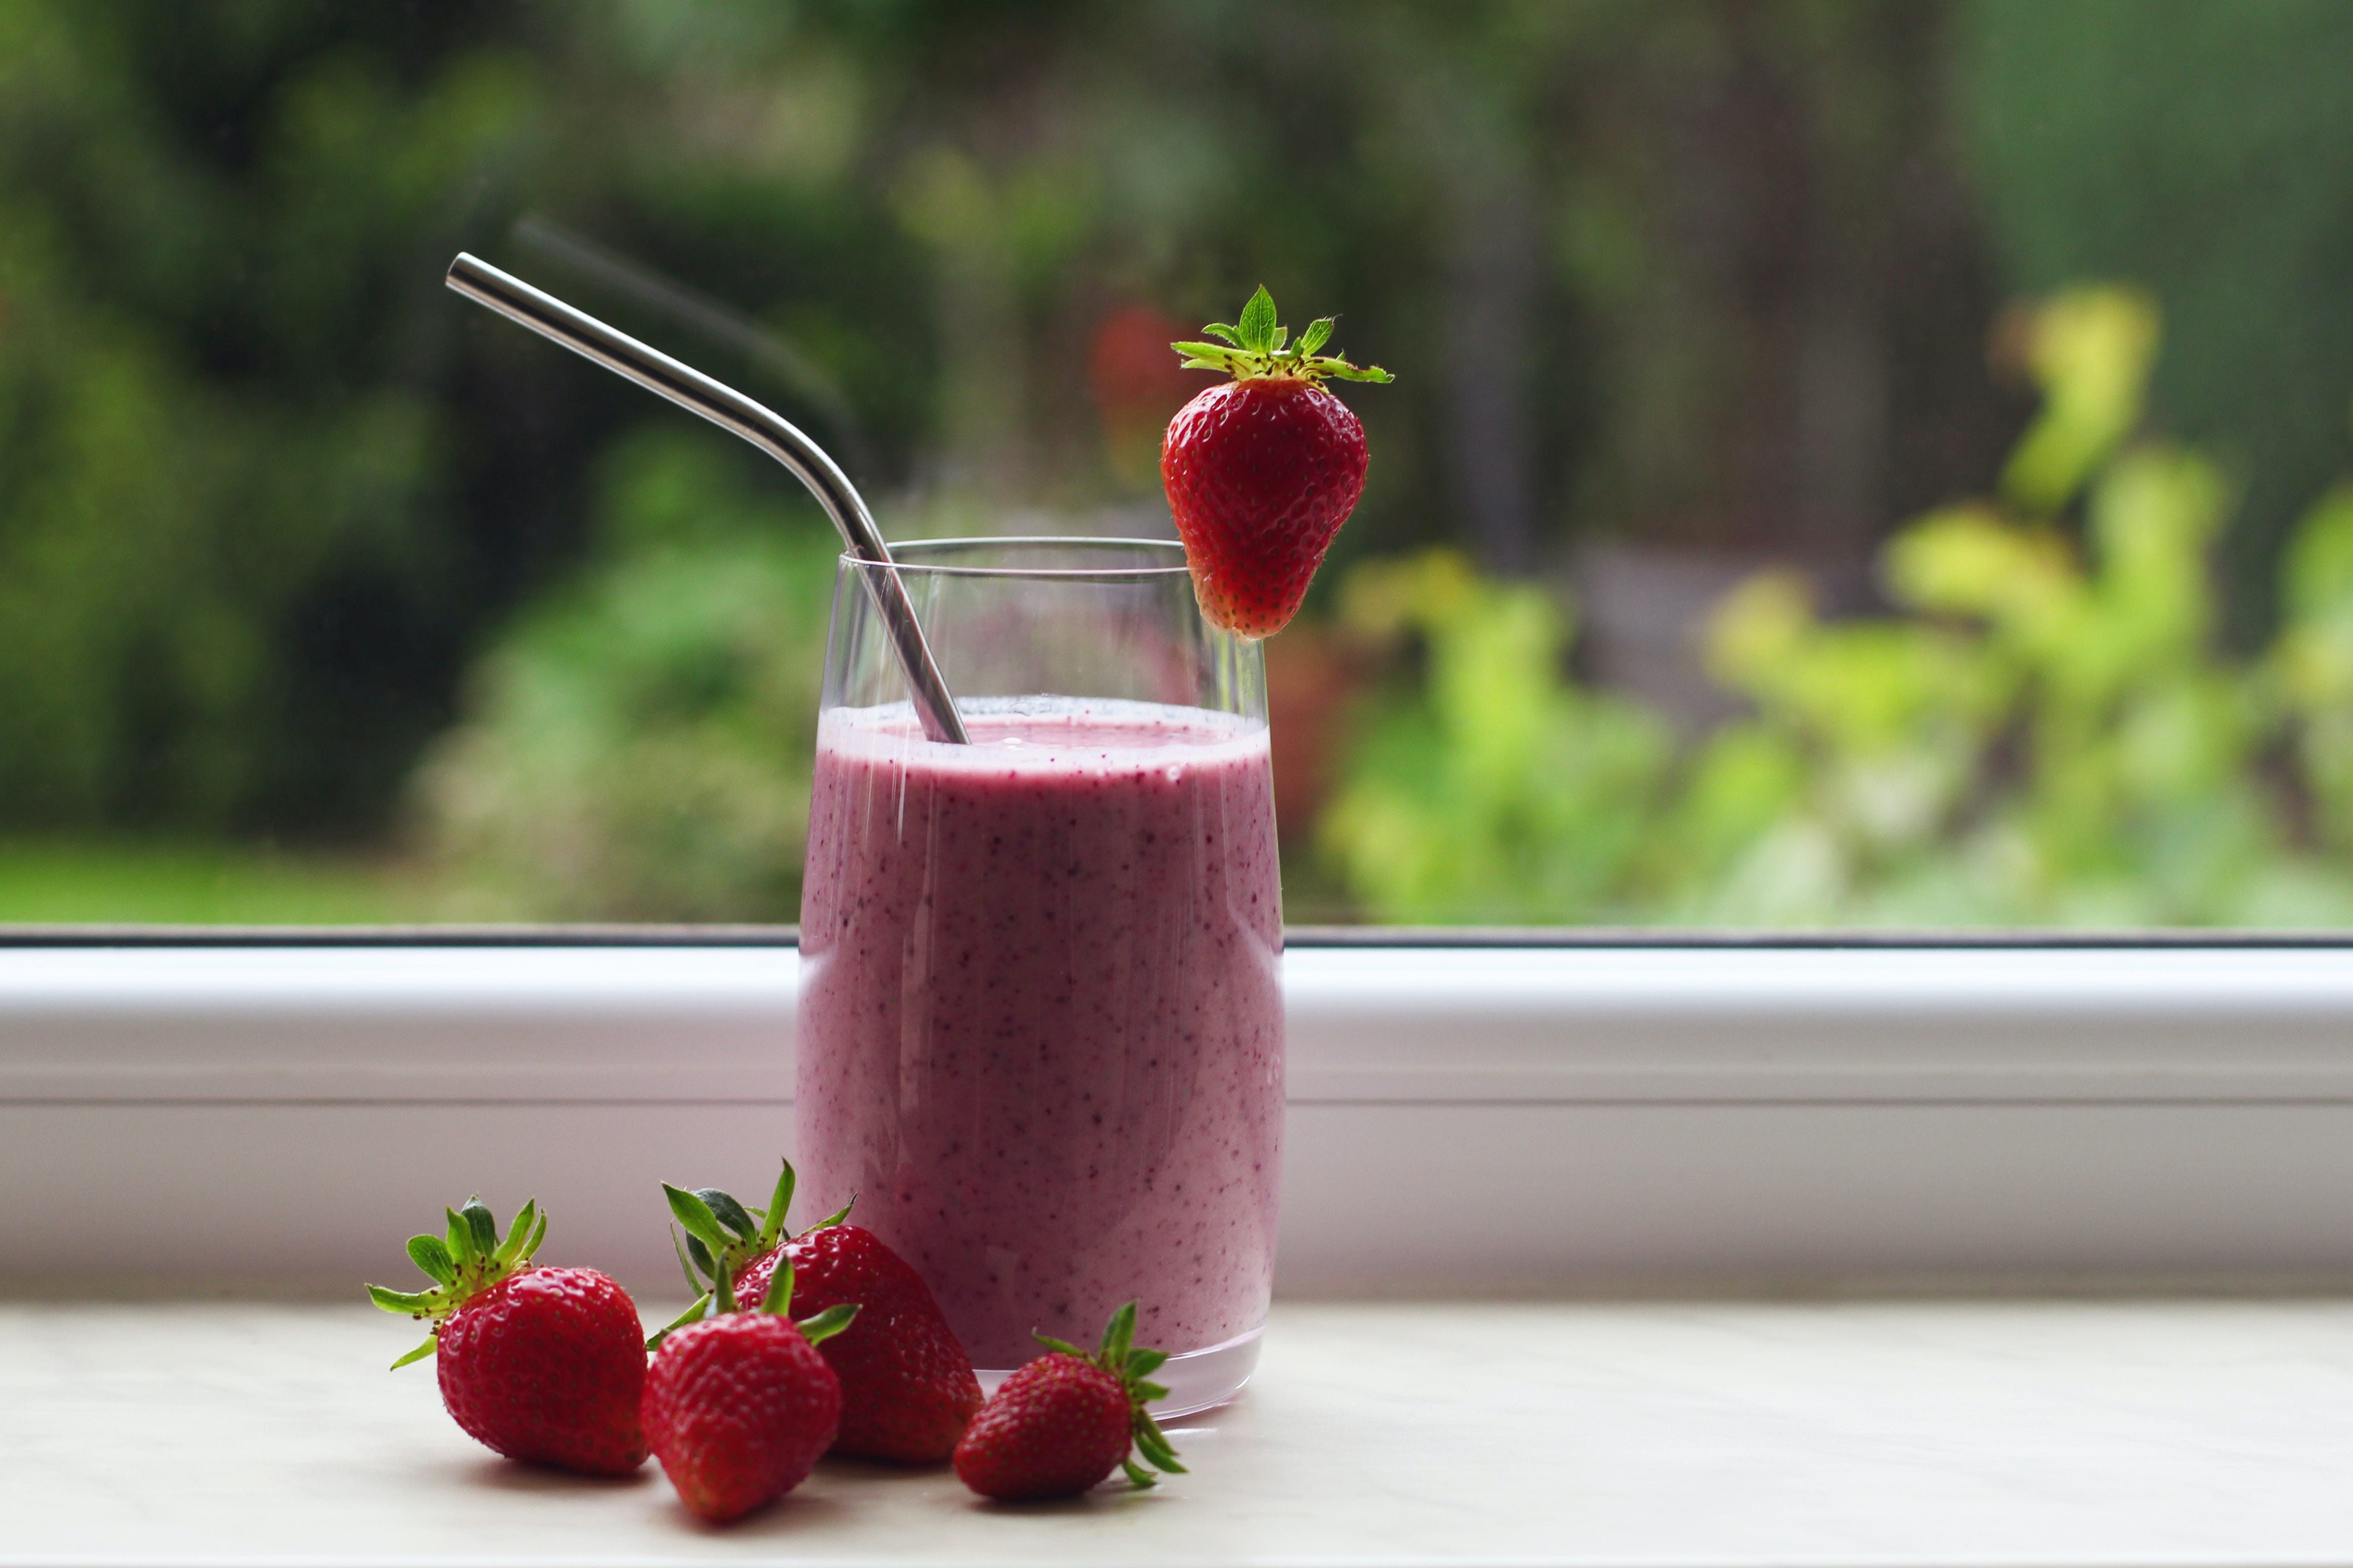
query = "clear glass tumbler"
xmin=795 ymin=538 xmax=1283 ymax=1415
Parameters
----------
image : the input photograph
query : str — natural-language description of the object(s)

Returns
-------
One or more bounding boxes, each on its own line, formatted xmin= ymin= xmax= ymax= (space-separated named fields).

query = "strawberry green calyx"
xmin=366 ymin=1196 xmax=548 ymax=1370
xmin=1035 ymin=1301 xmax=1187 ymax=1488
xmin=1171 ymin=285 xmax=1393 ymax=386
xmin=649 ymin=1161 xmax=858 ymax=1349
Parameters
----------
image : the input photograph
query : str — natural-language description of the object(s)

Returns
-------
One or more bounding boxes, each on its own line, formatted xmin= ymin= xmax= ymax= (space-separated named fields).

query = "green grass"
xmin=0 ymin=840 xmax=434 ymax=925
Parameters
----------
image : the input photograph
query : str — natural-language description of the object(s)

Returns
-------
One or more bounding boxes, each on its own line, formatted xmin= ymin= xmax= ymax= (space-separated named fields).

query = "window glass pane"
xmin=4 ymin=1 xmax=2348 ymax=927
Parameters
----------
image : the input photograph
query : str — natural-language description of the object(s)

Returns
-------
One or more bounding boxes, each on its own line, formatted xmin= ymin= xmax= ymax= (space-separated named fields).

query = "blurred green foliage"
xmin=1326 ymin=286 xmax=2353 ymax=926
xmin=7 ymin=2 xmax=2353 ymax=926
xmin=1964 ymin=0 xmax=2353 ymax=642
xmin=414 ymin=429 xmax=838 ymax=920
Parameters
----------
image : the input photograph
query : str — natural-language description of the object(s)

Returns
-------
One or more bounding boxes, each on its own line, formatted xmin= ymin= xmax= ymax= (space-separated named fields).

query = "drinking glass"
xmin=796 ymin=537 xmax=1283 ymax=1415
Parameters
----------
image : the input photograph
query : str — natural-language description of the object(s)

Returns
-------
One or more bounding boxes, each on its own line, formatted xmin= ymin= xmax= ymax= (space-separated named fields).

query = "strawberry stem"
xmin=365 ymin=1196 xmax=547 ymax=1370
xmin=1035 ymin=1301 xmax=1188 ymax=1487
xmin=1172 ymin=286 xmax=1393 ymax=386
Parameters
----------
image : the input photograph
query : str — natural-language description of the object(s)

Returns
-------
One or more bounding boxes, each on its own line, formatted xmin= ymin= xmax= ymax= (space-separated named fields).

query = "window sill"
xmin=7 ymin=1295 xmax=2351 ymax=1565
xmin=5 ymin=938 xmax=2353 ymax=1293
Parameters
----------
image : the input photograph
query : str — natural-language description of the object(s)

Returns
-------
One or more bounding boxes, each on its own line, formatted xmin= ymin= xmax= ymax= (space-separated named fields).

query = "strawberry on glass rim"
xmin=1163 ymin=286 xmax=1392 ymax=639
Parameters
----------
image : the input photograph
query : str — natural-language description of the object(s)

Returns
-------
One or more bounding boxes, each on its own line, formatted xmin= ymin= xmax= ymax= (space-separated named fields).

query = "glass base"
xmin=977 ymin=1324 xmax=1263 ymax=1418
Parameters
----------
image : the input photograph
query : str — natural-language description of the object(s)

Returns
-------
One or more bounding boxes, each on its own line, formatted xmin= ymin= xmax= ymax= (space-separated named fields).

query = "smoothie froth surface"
xmin=796 ymin=698 xmax=1284 ymax=1369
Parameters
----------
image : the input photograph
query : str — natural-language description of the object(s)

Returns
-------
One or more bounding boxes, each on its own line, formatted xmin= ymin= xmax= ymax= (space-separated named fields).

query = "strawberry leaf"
xmin=796 ymin=1303 xmax=859 ymax=1344
xmin=755 ymin=1255 xmax=796 ymax=1317
xmin=1237 ymin=286 xmax=1278 ymax=352
xmin=664 ymin=1184 xmax=733 ymax=1254
xmin=445 ymin=1208 xmax=477 ymax=1268
xmin=367 ymin=1284 xmax=438 ymax=1314
xmin=493 ymin=1199 xmax=537 ymax=1267
xmin=405 ymin=1235 xmax=456 ymax=1286
xmin=1099 ymin=1300 xmax=1137 ymax=1364
xmin=757 ymin=1161 xmax=796 ymax=1249
xmin=1297 ymin=317 xmax=1335 ymax=356
xmin=669 ymin=1226 xmax=703 ymax=1295
xmin=806 ymin=1196 xmax=856 ymax=1232
xmin=1122 ymin=1457 xmax=1159 ymax=1489
xmin=1319 ymin=360 xmax=1393 ymax=383
xmin=1199 ymin=322 xmax=1241 ymax=345
xmin=683 ymin=1232 xmax=718 ymax=1282
xmin=388 ymin=1334 xmax=438 ymax=1371
xmin=1125 ymin=1347 xmax=1168 ymax=1379
xmin=645 ymin=1292 xmax=712 ymax=1350
xmin=1033 ymin=1332 xmax=1085 ymax=1357
xmin=459 ymin=1198 xmax=499 ymax=1257
xmin=696 ymin=1187 xmax=760 ymax=1243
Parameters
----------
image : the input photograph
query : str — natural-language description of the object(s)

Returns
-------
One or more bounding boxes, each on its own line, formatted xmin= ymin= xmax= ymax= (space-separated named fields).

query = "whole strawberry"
xmin=953 ymin=1302 xmax=1185 ymax=1501
xmin=1163 ymin=287 xmax=1392 ymax=639
xmin=653 ymin=1160 xmax=982 ymax=1463
xmin=642 ymin=1252 xmax=857 ymax=1523
xmin=367 ymin=1197 xmax=647 ymax=1477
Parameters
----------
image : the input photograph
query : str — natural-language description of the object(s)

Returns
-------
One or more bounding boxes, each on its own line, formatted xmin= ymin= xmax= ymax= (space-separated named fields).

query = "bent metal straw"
xmin=445 ymin=251 xmax=967 ymax=745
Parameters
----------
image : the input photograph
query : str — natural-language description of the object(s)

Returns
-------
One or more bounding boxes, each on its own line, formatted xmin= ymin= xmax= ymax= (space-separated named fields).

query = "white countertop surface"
xmin=7 ymin=1297 xmax=2353 ymax=1566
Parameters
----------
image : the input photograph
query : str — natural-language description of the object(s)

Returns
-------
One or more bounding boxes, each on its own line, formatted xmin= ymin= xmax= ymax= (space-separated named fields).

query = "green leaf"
xmin=1133 ymin=1428 xmax=1182 ymax=1472
xmin=367 ymin=1284 xmax=439 ymax=1315
xmin=758 ymin=1161 xmax=796 ymax=1249
xmin=521 ymin=1208 xmax=547 ymax=1264
xmin=796 ymin=1303 xmax=859 ymax=1344
xmin=646 ymin=1292 xmax=712 ymax=1351
xmin=445 ymin=1208 xmax=477 ymax=1268
xmin=1133 ymin=1412 xmax=1186 ymax=1473
xmin=1170 ymin=341 xmax=1238 ymax=361
xmin=1033 ymin=1332 xmax=1084 ymax=1357
xmin=684 ymin=1233 xmax=718 ymax=1281
xmin=1297 ymin=317 xmax=1335 ymax=356
xmin=1198 ymin=322 xmax=1241 ymax=346
xmin=664 ymin=1184 xmax=732 ymax=1253
xmin=697 ymin=1188 xmax=759 ymax=1243
xmin=1237 ymin=287 xmax=1278 ymax=352
xmin=1269 ymin=325 xmax=1288 ymax=352
xmin=1121 ymin=1457 xmax=1159 ymax=1488
xmin=1125 ymin=1347 xmax=1168 ymax=1379
xmin=494 ymin=1199 xmax=537 ymax=1266
xmin=1321 ymin=361 xmax=1393 ymax=384
xmin=671 ymin=1226 xmax=705 ymax=1294
xmin=808 ymin=1196 xmax=856 ymax=1232
xmin=1100 ymin=1301 xmax=1137 ymax=1364
xmin=389 ymin=1334 xmax=438 ymax=1371
xmin=759 ymin=1256 xmax=797 ymax=1317
xmin=405 ymin=1235 xmax=456 ymax=1286
xmin=459 ymin=1198 xmax=499 ymax=1257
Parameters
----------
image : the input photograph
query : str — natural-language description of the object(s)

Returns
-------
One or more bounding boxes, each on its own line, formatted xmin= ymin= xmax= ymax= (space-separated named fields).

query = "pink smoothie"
xmin=794 ymin=699 xmax=1283 ymax=1368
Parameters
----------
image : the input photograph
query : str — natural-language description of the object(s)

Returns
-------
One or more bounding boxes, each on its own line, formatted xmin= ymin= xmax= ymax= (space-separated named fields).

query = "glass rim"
xmin=851 ymin=536 xmax=1190 ymax=580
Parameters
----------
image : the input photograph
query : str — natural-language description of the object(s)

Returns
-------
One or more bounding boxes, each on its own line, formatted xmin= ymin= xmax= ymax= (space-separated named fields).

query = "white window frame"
xmin=6 ymin=931 xmax=2352 ymax=1294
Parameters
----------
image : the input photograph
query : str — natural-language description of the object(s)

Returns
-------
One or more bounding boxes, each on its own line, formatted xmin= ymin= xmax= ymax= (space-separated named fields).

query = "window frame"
xmin=6 ymin=929 xmax=2353 ymax=1296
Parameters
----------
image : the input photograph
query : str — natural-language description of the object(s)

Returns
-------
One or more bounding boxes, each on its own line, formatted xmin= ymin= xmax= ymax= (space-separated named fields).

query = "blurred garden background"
xmin=5 ymin=0 xmax=2353 ymax=925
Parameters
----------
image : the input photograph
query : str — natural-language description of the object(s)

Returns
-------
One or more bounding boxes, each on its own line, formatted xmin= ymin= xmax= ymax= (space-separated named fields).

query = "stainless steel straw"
xmin=445 ymin=252 xmax=968 ymax=744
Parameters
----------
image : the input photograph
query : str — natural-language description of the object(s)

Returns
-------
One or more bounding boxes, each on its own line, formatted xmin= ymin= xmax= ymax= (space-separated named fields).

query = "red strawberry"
xmin=952 ymin=1302 xmax=1186 ymax=1501
xmin=368 ymin=1197 xmax=647 ymax=1477
xmin=642 ymin=1253 xmax=857 ymax=1523
xmin=1163 ymin=287 xmax=1392 ymax=639
xmin=653 ymin=1160 xmax=982 ymax=1463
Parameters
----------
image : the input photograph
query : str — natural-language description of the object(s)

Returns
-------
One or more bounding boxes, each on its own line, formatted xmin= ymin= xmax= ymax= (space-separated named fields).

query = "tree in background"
xmin=1962 ymin=0 xmax=2353 ymax=645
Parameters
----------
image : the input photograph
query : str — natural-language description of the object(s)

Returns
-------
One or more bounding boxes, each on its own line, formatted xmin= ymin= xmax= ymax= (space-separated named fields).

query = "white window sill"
xmin=5 ymin=937 xmax=2353 ymax=1293
xmin=7 ymin=1295 xmax=2352 ymax=1566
